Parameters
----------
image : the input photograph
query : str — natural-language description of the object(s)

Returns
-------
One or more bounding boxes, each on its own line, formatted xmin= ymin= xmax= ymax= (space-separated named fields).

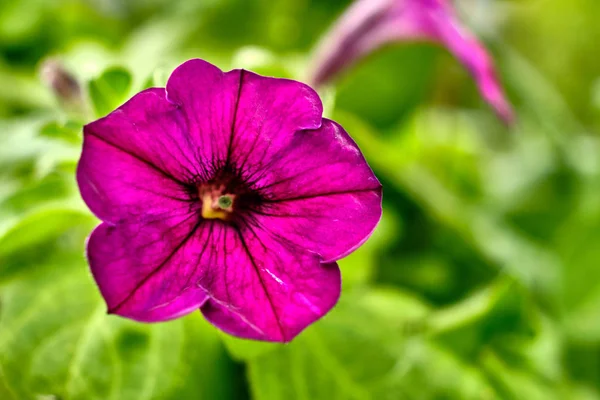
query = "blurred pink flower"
xmin=308 ymin=0 xmax=514 ymax=124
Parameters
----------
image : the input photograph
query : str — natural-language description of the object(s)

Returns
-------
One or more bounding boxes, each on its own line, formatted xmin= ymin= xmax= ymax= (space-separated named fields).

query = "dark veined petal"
xmin=196 ymin=223 xmax=340 ymax=343
xmin=229 ymin=69 xmax=323 ymax=173
xmin=254 ymin=192 xmax=382 ymax=264
xmin=77 ymin=88 xmax=199 ymax=223
xmin=167 ymin=60 xmax=325 ymax=173
xmin=87 ymin=216 xmax=210 ymax=322
xmin=250 ymin=119 xmax=382 ymax=262
xmin=165 ymin=59 xmax=243 ymax=170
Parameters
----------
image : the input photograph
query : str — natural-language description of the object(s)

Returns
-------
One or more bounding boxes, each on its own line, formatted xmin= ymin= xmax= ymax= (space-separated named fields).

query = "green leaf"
xmin=141 ymin=66 xmax=171 ymax=91
xmin=387 ymin=340 xmax=500 ymax=399
xmin=481 ymin=350 xmax=560 ymax=400
xmin=230 ymin=46 xmax=296 ymax=79
xmin=0 ymin=365 xmax=16 ymax=400
xmin=558 ymin=213 xmax=600 ymax=343
xmin=247 ymin=289 xmax=430 ymax=399
xmin=335 ymin=45 xmax=439 ymax=129
xmin=0 ymin=208 xmax=96 ymax=283
xmin=0 ymin=262 xmax=241 ymax=400
xmin=0 ymin=172 xmax=73 ymax=215
xmin=39 ymin=120 xmax=83 ymax=145
xmin=428 ymin=279 xmax=535 ymax=360
xmin=0 ymin=117 xmax=47 ymax=180
xmin=88 ymin=67 xmax=132 ymax=117
xmin=334 ymin=109 xmax=561 ymax=298
xmin=0 ymin=208 xmax=96 ymax=260
xmin=338 ymin=208 xmax=401 ymax=287
xmin=220 ymin=334 xmax=281 ymax=362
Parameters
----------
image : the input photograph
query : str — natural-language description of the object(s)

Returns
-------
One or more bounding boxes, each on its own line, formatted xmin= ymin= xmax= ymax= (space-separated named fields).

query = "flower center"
xmin=194 ymin=165 xmax=266 ymax=222
xmin=199 ymin=186 xmax=236 ymax=221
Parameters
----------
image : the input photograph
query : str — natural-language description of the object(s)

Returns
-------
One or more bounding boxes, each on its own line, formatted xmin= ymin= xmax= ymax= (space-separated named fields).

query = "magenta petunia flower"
xmin=76 ymin=59 xmax=382 ymax=342
xmin=308 ymin=0 xmax=515 ymax=124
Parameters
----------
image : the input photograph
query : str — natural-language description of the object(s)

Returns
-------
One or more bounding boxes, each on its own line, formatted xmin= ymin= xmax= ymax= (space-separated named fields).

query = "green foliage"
xmin=88 ymin=67 xmax=133 ymax=117
xmin=0 ymin=208 xmax=95 ymax=262
xmin=247 ymin=289 xmax=426 ymax=400
xmin=1 ymin=0 xmax=600 ymax=398
xmin=40 ymin=121 xmax=83 ymax=145
xmin=0 ymin=267 xmax=241 ymax=400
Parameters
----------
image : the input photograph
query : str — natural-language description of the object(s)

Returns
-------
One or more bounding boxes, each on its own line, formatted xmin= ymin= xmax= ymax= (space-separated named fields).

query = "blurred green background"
xmin=1 ymin=0 xmax=600 ymax=398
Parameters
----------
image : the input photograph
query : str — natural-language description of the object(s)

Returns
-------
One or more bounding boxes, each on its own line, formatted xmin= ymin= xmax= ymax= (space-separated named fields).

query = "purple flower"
xmin=76 ymin=59 xmax=382 ymax=342
xmin=308 ymin=0 xmax=515 ymax=124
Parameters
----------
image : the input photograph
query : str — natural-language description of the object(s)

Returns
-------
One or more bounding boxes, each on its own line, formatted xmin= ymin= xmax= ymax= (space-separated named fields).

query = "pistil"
xmin=200 ymin=187 xmax=235 ymax=220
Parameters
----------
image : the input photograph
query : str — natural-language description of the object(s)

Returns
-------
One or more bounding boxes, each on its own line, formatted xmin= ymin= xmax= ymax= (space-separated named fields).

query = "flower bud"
xmin=40 ymin=58 xmax=83 ymax=108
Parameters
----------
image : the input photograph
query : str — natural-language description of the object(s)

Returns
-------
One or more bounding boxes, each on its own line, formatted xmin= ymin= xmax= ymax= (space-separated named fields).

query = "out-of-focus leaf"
xmin=0 ymin=262 xmax=241 ymax=400
xmin=335 ymin=45 xmax=438 ymax=129
xmin=388 ymin=340 xmax=499 ymax=400
xmin=506 ymin=0 xmax=600 ymax=129
xmin=0 ymin=117 xmax=81 ymax=188
xmin=335 ymin=109 xmax=561 ymax=299
xmin=0 ymin=172 xmax=71 ymax=214
xmin=0 ymin=65 xmax=53 ymax=113
xmin=0 ymin=366 xmax=15 ymax=400
xmin=140 ymin=66 xmax=170 ymax=91
xmin=39 ymin=120 xmax=83 ymax=145
xmin=0 ymin=208 xmax=95 ymax=260
xmin=360 ymin=286 xmax=429 ymax=323
xmin=338 ymin=208 xmax=400 ymax=287
xmin=220 ymin=334 xmax=281 ymax=362
xmin=481 ymin=349 xmax=564 ymax=400
xmin=428 ymin=279 xmax=535 ymax=360
xmin=0 ymin=118 xmax=46 ymax=176
xmin=230 ymin=46 xmax=295 ymax=79
xmin=558 ymin=213 xmax=600 ymax=343
xmin=0 ymin=206 xmax=97 ymax=284
xmin=88 ymin=67 xmax=132 ymax=117
xmin=122 ymin=17 xmax=194 ymax=85
xmin=247 ymin=288 xmax=429 ymax=399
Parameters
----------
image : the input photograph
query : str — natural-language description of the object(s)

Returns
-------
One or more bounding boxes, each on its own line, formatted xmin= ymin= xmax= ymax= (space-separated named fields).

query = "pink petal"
xmin=308 ymin=0 xmax=514 ymax=124
xmin=87 ymin=218 xmax=210 ymax=322
xmin=198 ymin=223 xmax=341 ymax=342
xmin=431 ymin=3 xmax=515 ymax=123
xmin=165 ymin=59 xmax=243 ymax=170
xmin=251 ymin=119 xmax=382 ymax=262
xmin=229 ymin=69 xmax=323 ymax=175
xmin=77 ymin=88 xmax=199 ymax=223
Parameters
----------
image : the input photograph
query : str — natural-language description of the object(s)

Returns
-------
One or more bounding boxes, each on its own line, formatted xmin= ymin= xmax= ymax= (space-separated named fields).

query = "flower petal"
xmin=229 ymin=69 xmax=323 ymax=175
xmin=87 ymin=217 xmax=210 ymax=322
xmin=431 ymin=3 xmax=515 ymax=123
xmin=308 ymin=0 xmax=514 ymax=123
xmin=254 ymin=192 xmax=382 ymax=264
xmin=251 ymin=119 xmax=382 ymax=262
xmin=165 ymin=59 xmax=242 ymax=170
xmin=77 ymin=88 xmax=198 ymax=223
xmin=166 ymin=61 xmax=325 ymax=174
xmin=254 ymin=119 xmax=380 ymax=198
xmin=198 ymin=223 xmax=341 ymax=342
